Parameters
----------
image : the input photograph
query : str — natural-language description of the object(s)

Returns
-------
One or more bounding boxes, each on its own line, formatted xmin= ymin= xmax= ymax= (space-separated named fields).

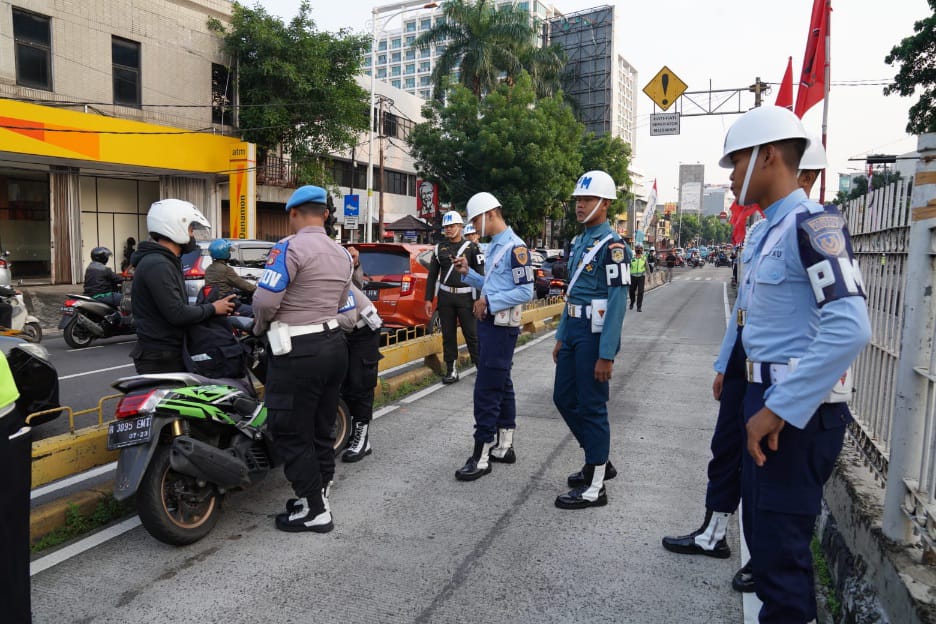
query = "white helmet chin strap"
xmin=738 ymin=145 xmax=760 ymax=207
xmin=578 ymin=198 xmax=603 ymax=224
xmin=480 ymin=212 xmax=486 ymax=238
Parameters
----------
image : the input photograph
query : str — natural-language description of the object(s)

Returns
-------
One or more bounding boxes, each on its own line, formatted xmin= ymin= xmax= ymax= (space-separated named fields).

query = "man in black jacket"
xmin=83 ymin=247 xmax=123 ymax=308
xmin=130 ymin=199 xmax=235 ymax=374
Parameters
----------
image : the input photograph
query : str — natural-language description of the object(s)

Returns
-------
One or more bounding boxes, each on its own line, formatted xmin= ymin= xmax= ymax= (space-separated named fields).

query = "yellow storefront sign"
xmin=228 ymin=143 xmax=256 ymax=239
xmin=0 ymin=98 xmax=240 ymax=173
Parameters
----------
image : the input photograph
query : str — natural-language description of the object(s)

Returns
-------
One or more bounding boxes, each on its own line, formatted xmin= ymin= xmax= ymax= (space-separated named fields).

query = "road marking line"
xmin=30 ymin=516 xmax=141 ymax=576
xmin=693 ymin=277 xmax=702 ymax=281
xmin=372 ymin=405 xmax=400 ymax=420
xmin=705 ymin=277 xmax=712 ymax=281
xmin=58 ymin=363 xmax=134 ymax=381
xmin=31 ymin=461 xmax=116 ymax=500
xmin=65 ymin=345 xmax=104 ymax=351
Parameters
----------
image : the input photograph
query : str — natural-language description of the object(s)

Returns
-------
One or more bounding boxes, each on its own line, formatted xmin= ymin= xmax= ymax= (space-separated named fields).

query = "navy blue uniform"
xmin=728 ymin=189 xmax=870 ymax=623
xmin=553 ymin=222 xmax=630 ymax=464
xmin=461 ymin=227 xmax=534 ymax=442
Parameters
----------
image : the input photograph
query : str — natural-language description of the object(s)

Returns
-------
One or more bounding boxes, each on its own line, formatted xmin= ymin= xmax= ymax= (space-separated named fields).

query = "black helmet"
xmin=91 ymin=247 xmax=112 ymax=263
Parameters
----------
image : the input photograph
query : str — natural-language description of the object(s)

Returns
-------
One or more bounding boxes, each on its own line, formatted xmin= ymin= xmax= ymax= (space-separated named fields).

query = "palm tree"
xmin=517 ymin=42 xmax=566 ymax=99
xmin=414 ymin=0 xmax=536 ymax=99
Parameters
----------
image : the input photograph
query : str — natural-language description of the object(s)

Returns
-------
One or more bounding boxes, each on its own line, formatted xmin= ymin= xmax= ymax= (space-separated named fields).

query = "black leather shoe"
xmin=555 ymin=485 xmax=608 ymax=509
xmin=732 ymin=562 xmax=755 ymax=593
xmin=489 ymin=447 xmax=516 ymax=463
xmin=275 ymin=498 xmax=333 ymax=533
xmin=455 ymin=456 xmax=491 ymax=481
xmin=567 ymin=460 xmax=618 ymax=487
xmin=442 ymin=365 xmax=459 ymax=384
xmin=661 ymin=532 xmax=731 ymax=558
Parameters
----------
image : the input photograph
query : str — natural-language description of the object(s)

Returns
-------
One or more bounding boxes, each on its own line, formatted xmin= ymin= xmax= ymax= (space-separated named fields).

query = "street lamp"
xmin=366 ymin=1 xmax=438 ymax=243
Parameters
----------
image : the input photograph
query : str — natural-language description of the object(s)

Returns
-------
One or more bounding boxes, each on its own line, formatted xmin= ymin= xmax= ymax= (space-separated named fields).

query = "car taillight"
xmin=185 ymin=256 xmax=208 ymax=279
xmin=115 ymin=389 xmax=166 ymax=419
xmin=549 ymin=279 xmax=564 ymax=287
xmin=0 ymin=259 xmax=6 ymax=269
xmin=535 ymin=269 xmax=545 ymax=279
xmin=400 ymin=274 xmax=414 ymax=295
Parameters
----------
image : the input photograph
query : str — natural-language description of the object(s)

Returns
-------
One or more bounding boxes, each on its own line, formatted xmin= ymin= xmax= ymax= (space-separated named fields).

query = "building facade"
xmin=702 ymin=184 xmax=730 ymax=217
xmin=678 ymin=163 xmax=704 ymax=215
xmin=0 ymin=0 xmax=238 ymax=284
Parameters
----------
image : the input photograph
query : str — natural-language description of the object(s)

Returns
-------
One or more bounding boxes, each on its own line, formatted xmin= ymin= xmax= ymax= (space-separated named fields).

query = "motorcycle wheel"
xmin=63 ymin=317 xmax=95 ymax=349
xmin=333 ymin=398 xmax=352 ymax=452
xmin=23 ymin=322 xmax=42 ymax=343
xmin=137 ymin=444 xmax=221 ymax=546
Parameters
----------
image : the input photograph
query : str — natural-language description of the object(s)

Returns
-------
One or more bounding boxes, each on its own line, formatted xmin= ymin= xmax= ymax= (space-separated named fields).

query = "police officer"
xmin=722 ymin=106 xmax=869 ymax=623
xmin=451 ymin=192 xmax=533 ymax=480
xmin=552 ymin=170 xmax=631 ymax=509
xmin=464 ymin=222 xmax=481 ymax=245
xmin=647 ymin=246 xmax=656 ymax=274
xmin=337 ymin=255 xmax=383 ymax=463
xmin=253 ymin=185 xmax=354 ymax=533
xmin=83 ymin=247 xmax=124 ymax=309
xmin=628 ymin=245 xmax=647 ymax=312
xmin=424 ymin=210 xmax=484 ymax=383
xmin=662 ymin=134 xmax=834 ymax=595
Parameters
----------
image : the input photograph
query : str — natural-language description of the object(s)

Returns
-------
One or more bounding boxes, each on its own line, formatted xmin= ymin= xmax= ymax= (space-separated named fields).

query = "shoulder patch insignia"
xmin=611 ymin=247 xmax=625 ymax=264
xmin=265 ymin=248 xmax=281 ymax=266
xmin=804 ymin=214 xmax=848 ymax=257
xmin=513 ymin=246 xmax=528 ymax=265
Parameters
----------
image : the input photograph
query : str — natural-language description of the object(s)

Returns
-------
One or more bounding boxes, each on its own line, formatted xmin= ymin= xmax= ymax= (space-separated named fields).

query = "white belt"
xmin=439 ymin=284 xmax=473 ymax=294
xmin=745 ymin=360 xmax=790 ymax=385
xmin=567 ymin=303 xmax=592 ymax=319
xmin=289 ymin=319 xmax=339 ymax=336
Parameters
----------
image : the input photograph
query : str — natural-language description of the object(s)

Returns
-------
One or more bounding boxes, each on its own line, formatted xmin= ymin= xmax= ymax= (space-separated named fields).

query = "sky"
xmin=260 ymin=0 xmax=929 ymax=203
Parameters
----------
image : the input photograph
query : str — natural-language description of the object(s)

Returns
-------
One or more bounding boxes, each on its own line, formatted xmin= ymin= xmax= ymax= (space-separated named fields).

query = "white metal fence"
xmin=842 ymin=177 xmax=913 ymax=483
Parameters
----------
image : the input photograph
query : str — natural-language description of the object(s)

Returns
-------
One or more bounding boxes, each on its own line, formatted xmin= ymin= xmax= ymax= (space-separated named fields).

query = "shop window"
xmin=0 ymin=172 xmax=51 ymax=279
xmin=211 ymin=63 xmax=234 ymax=125
xmin=12 ymin=8 xmax=52 ymax=91
xmin=112 ymin=36 xmax=141 ymax=107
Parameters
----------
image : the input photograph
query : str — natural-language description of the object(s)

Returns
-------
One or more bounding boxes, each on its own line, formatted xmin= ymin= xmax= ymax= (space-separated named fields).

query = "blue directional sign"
xmin=344 ymin=194 xmax=360 ymax=217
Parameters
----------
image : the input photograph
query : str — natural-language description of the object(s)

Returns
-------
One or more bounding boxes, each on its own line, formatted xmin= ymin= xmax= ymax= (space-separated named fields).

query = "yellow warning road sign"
xmin=642 ymin=66 xmax=687 ymax=111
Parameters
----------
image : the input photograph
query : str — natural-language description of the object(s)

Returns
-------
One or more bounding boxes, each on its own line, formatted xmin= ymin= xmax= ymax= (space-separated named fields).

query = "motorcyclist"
xmin=204 ymin=239 xmax=256 ymax=317
xmin=0 ymin=284 xmax=13 ymax=329
xmin=83 ymin=247 xmax=124 ymax=309
xmin=129 ymin=199 xmax=235 ymax=374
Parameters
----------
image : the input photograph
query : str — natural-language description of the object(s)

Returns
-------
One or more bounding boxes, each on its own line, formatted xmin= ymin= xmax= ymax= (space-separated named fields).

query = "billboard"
xmin=416 ymin=179 xmax=438 ymax=221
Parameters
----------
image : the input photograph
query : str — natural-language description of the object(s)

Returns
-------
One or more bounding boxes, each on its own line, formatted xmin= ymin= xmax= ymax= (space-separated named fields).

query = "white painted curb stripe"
xmin=30 ymin=516 xmax=141 ymax=576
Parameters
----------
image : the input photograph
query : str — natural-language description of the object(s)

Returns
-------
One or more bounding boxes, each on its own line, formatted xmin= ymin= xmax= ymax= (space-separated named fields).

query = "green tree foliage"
xmin=409 ymin=73 xmax=585 ymax=239
xmin=884 ymin=0 xmax=936 ymax=134
xmin=414 ymin=0 xmax=563 ymax=100
xmin=833 ymin=171 xmax=903 ymax=205
xmin=672 ymin=213 xmax=701 ymax=246
xmin=700 ymin=214 xmax=733 ymax=244
xmin=209 ymin=2 xmax=369 ymax=161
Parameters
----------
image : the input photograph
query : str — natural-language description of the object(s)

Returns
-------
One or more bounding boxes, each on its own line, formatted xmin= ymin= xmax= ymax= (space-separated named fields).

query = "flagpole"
xmin=819 ymin=0 xmax=831 ymax=203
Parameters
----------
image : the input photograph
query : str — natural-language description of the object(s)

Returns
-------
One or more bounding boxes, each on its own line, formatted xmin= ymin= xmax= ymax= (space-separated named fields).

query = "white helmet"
xmin=441 ymin=210 xmax=464 ymax=226
xmin=463 ymin=223 xmax=476 ymax=235
xmin=572 ymin=170 xmax=617 ymax=199
xmin=719 ymin=106 xmax=810 ymax=168
xmin=799 ymin=135 xmax=827 ymax=171
xmin=147 ymin=199 xmax=211 ymax=245
xmin=466 ymin=192 xmax=501 ymax=221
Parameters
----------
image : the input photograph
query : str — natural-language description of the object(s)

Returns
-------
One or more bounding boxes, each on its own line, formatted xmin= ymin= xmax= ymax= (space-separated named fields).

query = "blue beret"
xmin=285 ymin=185 xmax=327 ymax=210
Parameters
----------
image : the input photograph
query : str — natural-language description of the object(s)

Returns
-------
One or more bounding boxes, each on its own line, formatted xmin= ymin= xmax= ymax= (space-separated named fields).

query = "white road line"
xmin=401 ymin=381 xmax=446 ymax=403
xmin=693 ymin=277 xmax=702 ymax=281
xmin=372 ymin=405 xmax=400 ymax=420
xmin=31 ymin=462 xmax=116 ymax=500
xmin=30 ymin=516 xmax=142 ymax=576
xmin=58 ymin=363 xmax=134 ymax=381
xmin=705 ymin=277 xmax=712 ymax=281
xmin=65 ymin=345 xmax=104 ymax=351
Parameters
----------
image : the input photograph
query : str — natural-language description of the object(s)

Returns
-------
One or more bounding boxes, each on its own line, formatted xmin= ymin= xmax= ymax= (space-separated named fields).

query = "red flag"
xmin=728 ymin=201 xmax=764 ymax=246
xmin=775 ymin=57 xmax=794 ymax=110
xmin=794 ymin=0 xmax=830 ymax=118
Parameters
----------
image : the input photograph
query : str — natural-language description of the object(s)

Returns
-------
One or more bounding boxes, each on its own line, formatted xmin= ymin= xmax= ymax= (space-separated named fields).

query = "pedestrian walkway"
xmin=31 ymin=278 xmax=744 ymax=623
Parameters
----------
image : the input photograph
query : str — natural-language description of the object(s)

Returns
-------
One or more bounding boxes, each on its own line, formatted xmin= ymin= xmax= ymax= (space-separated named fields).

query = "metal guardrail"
xmin=25 ymin=394 xmax=124 ymax=434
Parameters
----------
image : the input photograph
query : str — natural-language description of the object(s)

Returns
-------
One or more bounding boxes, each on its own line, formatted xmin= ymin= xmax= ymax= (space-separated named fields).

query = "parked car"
xmin=180 ymin=239 xmax=274 ymax=304
xmin=352 ymin=243 xmax=438 ymax=331
xmin=535 ymin=256 xmax=568 ymax=299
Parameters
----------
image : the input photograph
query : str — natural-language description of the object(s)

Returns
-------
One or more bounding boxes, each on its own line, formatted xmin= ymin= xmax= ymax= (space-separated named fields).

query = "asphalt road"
xmin=31 ymin=264 xmax=746 ymax=623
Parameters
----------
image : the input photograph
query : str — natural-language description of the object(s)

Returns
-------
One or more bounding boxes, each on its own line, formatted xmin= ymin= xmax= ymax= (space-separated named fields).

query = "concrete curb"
xmin=30 ymin=482 xmax=114 ymax=546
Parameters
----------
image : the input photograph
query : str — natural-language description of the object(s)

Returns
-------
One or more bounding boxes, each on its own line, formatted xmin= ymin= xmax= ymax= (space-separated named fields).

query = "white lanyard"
xmin=485 ymin=242 xmax=513 ymax=286
xmin=567 ymin=233 xmax=614 ymax=294
xmin=443 ymin=240 xmax=472 ymax=284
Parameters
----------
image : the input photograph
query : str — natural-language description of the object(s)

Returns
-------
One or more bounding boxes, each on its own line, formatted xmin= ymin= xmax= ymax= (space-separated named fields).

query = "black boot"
xmin=556 ymin=463 xmax=608 ymax=509
xmin=275 ymin=491 xmax=333 ymax=533
xmin=342 ymin=421 xmax=372 ymax=462
xmin=455 ymin=439 xmax=493 ymax=481
xmin=442 ymin=361 xmax=459 ymax=384
xmin=661 ymin=509 xmax=732 ymax=558
xmin=732 ymin=561 xmax=755 ymax=593
xmin=567 ymin=459 xmax=618 ymax=487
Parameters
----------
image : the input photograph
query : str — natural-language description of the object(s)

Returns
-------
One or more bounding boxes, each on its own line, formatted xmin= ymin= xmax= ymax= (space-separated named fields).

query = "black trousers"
xmin=341 ymin=326 xmax=381 ymax=425
xmin=628 ymin=274 xmax=646 ymax=309
xmin=132 ymin=347 xmax=185 ymax=374
xmin=438 ymin=290 xmax=478 ymax=365
xmin=265 ymin=329 xmax=348 ymax=505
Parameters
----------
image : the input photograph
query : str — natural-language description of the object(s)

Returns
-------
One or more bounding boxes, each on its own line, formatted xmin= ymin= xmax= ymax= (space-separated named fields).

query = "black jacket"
xmin=83 ymin=261 xmax=122 ymax=296
xmin=425 ymin=238 xmax=484 ymax=299
xmin=130 ymin=241 xmax=214 ymax=352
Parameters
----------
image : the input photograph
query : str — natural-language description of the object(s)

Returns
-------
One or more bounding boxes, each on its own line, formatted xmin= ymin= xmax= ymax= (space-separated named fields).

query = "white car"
xmin=180 ymin=239 xmax=274 ymax=304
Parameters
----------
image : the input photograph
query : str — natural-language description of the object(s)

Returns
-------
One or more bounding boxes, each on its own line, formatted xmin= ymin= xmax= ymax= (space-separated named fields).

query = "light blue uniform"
xmin=728 ymin=188 xmax=871 ymax=623
xmin=462 ymin=226 xmax=534 ymax=442
xmin=553 ymin=221 xmax=630 ymax=464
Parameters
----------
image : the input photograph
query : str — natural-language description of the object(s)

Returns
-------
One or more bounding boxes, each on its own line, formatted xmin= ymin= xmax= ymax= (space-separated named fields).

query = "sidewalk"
xmin=30 ymin=277 xmax=744 ymax=623
xmin=19 ymin=284 xmax=80 ymax=331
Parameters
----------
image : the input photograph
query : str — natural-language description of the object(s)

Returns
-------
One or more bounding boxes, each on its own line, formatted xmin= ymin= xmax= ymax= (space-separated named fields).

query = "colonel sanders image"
xmin=419 ymin=180 xmax=436 ymax=219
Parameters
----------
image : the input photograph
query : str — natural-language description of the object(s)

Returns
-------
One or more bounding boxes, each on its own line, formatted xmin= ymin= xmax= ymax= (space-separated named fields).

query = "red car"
xmin=350 ymin=243 xmax=438 ymax=331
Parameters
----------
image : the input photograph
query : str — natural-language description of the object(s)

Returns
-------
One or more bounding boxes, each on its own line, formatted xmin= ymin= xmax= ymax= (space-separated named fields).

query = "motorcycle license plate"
xmin=365 ymin=289 xmax=379 ymax=301
xmin=107 ymin=415 xmax=153 ymax=450
xmin=548 ymin=288 xmax=563 ymax=296
xmin=60 ymin=306 xmax=75 ymax=314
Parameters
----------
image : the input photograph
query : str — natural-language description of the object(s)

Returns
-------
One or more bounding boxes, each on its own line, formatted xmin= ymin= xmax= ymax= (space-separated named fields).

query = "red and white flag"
xmin=794 ymin=0 xmax=831 ymax=118
xmin=640 ymin=179 xmax=658 ymax=236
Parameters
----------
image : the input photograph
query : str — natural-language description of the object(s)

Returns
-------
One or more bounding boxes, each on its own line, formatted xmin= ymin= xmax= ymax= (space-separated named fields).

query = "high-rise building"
xmin=678 ymin=164 xmax=704 ymax=215
xmin=702 ymin=184 xmax=731 ymax=217
xmin=366 ymin=1 xmax=560 ymax=102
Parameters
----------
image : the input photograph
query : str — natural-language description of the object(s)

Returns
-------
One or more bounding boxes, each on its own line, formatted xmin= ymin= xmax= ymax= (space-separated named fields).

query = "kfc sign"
xmin=417 ymin=179 xmax=438 ymax=220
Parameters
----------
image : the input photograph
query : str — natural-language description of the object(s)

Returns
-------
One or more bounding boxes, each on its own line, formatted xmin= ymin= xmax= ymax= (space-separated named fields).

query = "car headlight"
xmin=14 ymin=342 xmax=51 ymax=362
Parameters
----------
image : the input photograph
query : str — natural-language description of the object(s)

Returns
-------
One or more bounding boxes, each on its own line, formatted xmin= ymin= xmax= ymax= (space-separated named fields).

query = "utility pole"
xmin=748 ymin=76 xmax=769 ymax=107
xmin=378 ymin=99 xmax=386 ymax=243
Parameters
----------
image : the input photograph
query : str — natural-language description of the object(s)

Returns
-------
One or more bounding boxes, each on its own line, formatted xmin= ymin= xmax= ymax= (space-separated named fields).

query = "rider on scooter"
xmin=204 ymin=239 xmax=256 ymax=315
xmin=83 ymin=247 xmax=124 ymax=310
